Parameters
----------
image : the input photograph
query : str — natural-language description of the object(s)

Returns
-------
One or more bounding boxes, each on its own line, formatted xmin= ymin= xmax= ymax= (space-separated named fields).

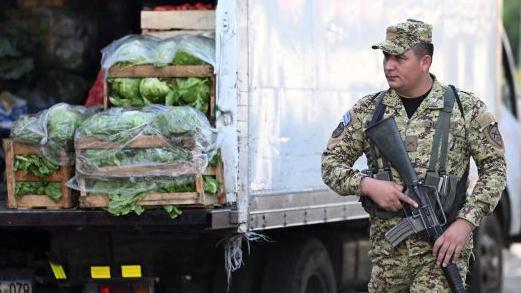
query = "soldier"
xmin=321 ymin=19 xmax=506 ymax=292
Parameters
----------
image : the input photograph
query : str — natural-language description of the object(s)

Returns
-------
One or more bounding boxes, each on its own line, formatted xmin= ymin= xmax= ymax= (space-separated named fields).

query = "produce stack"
xmin=4 ymin=103 xmax=89 ymax=209
xmin=71 ymin=35 xmax=223 ymax=217
xmin=140 ymin=3 xmax=215 ymax=39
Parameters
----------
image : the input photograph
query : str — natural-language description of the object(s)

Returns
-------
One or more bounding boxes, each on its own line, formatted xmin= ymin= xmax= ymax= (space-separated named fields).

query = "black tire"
xmin=260 ymin=237 xmax=336 ymax=293
xmin=468 ymin=213 xmax=503 ymax=293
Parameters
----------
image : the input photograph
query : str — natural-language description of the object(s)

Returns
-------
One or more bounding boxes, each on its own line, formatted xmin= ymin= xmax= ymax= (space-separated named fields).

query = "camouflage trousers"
xmin=368 ymin=218 xmax=472 ymax=293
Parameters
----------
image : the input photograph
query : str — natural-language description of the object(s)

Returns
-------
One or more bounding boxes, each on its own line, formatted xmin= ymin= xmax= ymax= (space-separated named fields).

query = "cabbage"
xmin=111 ymin=78 xmax=141 ymax=100
xmin=47 ymin=103 xmax=83 ymax=145
xmin=139 ymin=78 xmax=170 ymax=103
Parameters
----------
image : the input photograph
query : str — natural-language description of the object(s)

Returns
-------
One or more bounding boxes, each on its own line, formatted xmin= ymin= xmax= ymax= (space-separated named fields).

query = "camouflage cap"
xmin=372 ymin=19 xmax=432 ymax=55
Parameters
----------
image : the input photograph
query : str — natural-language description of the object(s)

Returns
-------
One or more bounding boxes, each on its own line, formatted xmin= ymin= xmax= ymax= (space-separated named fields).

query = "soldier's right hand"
xmin=360 ymin=177 xmax=418 ymax=212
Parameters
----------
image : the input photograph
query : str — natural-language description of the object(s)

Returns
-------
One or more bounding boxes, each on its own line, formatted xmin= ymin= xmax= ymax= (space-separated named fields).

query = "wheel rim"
xmin=479 ymin=231 xmax=502 ymax=292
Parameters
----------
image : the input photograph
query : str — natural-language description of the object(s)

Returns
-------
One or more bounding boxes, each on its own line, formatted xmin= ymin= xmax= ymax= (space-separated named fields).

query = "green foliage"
xmin=10 ymin=115 xmax=44 ymax=144
xmin=110 ymin=78 xmax=141 ymax=100
xmin=163 ymin=205 xmax=183 ymax=219
xmin=14 ymin=154 xmax=60 ymax=176
xmin=81 ymin=148 xmax=192 ymax=171
xmin=89 ymin=177 xmax=196 ymax=216
xmin=139 ymin=78 xmax=171 ymax=103
xmin=107 ymin=77 xmax=210 ymax=113
xmin=172 ymin=51 xmax=206 ymax=65
xmin=203 ymin=176 xmax=221 ymax=195
xmin=47 ymin=104 xmax=83 ymax=145
xmin=15 ymin=182 xmax=62 ymax=201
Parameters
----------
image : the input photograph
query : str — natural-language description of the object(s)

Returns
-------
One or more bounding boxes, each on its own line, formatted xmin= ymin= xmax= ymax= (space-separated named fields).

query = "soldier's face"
xmin=383 ymin=49 xmax=430 ymax=93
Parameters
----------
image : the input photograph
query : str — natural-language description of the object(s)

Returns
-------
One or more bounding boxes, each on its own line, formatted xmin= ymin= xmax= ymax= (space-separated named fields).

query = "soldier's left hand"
xmin=432 ymin=218 xmax=474 ymax=267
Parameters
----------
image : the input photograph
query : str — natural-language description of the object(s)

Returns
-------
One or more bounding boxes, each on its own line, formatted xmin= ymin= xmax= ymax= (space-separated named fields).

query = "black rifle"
xmin=365 ymin=116 xmax=466 ymax=293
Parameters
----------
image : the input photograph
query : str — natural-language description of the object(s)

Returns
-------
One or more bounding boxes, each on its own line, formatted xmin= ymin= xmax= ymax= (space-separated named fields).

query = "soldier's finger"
xmin=442 ymin=244 xmax=456 ymax=267
xmin=453 ymin=245 xmax=463 ymax=262
xmin=433 ymin=236 xmax=444 ymax=257
xmin=398 ymin=193 xmax=418 ymax=208
xmin=436 ymin=241 xmax=449 ymax=266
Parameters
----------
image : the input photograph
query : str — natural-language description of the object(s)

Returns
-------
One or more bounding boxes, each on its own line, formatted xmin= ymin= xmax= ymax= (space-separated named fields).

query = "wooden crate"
xmin=3 ymin=139 xmax=75 ymax=209
xmin=142 ymin=29 xmax=214 ymax=39
xmin=75 ymin=135 xmax=225 ymax=208
xmin=140 ymin=10 xmax=215 ymax=31
xmin=103 ymin=64 xmax=216 ymax=123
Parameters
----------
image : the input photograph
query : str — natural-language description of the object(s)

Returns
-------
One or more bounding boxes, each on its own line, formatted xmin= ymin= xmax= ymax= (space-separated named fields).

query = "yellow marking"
xmin=49 ymin=262 xmax=67 ymax=280
xmin=91 ymin=266 xmax=111 ymax=279
xmin=121 ymin=265 xmax=142 ymax=278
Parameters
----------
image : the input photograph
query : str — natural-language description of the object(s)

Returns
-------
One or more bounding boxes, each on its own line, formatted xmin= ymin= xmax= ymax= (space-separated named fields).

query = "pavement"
xmin=503 ymin=243 xmax=521 ymax=293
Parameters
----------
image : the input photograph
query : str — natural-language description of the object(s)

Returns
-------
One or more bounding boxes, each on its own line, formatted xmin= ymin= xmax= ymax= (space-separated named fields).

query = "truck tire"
xmin=468 ymin=214 xmax=503 ymax=293
xmin=260 ymin=237 xmax=336 ymax=293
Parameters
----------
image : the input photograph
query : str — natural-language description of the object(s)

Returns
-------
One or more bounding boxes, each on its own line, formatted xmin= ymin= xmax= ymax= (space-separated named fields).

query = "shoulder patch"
xmin=342 ymin=110 xmax=353 ymax=127
xmin=331 ymin=122 xmax=344 ymax=138
xmin=486 ymin=123 xmax=504 ymax=149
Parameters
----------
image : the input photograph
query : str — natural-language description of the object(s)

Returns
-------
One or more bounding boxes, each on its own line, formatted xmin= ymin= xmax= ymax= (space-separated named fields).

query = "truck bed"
xmin=0 ymin=198 xmax=237 ymax=229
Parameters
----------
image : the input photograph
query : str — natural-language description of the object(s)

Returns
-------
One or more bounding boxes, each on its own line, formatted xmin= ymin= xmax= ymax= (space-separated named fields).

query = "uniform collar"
xmin=382 ymin=75 xmax=444 ymax=111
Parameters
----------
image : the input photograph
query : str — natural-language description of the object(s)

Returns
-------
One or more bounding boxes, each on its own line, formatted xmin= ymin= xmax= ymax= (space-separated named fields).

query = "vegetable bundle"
xmin=9 ymin=103 xmax=91 ymax=165
xmin=108 ymin=77 xmax=211 ymax=114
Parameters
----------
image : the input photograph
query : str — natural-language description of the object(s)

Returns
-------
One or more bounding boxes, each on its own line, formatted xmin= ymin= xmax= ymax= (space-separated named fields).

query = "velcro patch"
xmin=486 ymin=123 xmax=504 ymax=149
xmin=331 ymin=122 xmax=344 ymax=138
xmin=342 ymin=110 xmax=353 ymax=127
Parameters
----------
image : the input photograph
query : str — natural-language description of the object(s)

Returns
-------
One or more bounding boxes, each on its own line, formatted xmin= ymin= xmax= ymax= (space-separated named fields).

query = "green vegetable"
xmin=203 ymin=177 xmax=221 ymax=195
xmin=169 ymin=77 xmax=210 ymax=113
xmin=15 ymin=182 xmax=62 ymax=201
xmin=80 ymin=148 xmax=192 ymax=172
xmin=152 ymin=106 xmax=209 ymax=135
xmin=163 ymin=205 xmax=183 ymax=219
xmin=10 ymin=115 xmax=45 ymax=144
xmin=208 ymin=152 xmax=222 ymax=167
xmin=172 ymin=51 xmax=206 ymax=65
xmin=78 ymin=109 xmax=155 ymax=142
xmin=139 ymin=78 xmax=170 ymax=103
xmin=87 ymin=177 xmax=196 ymax=216
xmin=110 ymin=78 xmax=141 ymax=100
xmin=47 ymin=103 xmax=83 ymax=146
xmin=14 ymin=154 xmax=60 ymax=176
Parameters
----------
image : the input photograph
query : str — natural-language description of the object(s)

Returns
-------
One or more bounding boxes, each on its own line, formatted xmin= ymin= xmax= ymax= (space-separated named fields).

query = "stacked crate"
xmin=3 ymin=140 xmax=75 ymax=209
xmin=77 ymin=64 xmax=224 ymax=209
xmin=140 ymin=8 xmax=215 ymax=39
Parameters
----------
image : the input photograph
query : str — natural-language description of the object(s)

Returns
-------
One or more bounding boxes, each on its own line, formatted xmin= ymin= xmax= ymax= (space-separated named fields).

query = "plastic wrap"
xmin=100 ymin=34 xmax=215 ymax=74
xmin=9 ymin=103 xmax=93 ymax=165
xmin=74 ymin=105 xmax=218 ymax=178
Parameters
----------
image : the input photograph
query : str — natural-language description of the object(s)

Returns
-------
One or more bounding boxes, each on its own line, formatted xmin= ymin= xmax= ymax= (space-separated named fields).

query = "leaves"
xmin=14 ymin=154 xmax=60 ymax=176
xmin=107 ymin=77 xmax=210 ymax=114
xmin=15 ymin=182 xmax=62 ymax=201
xmin=203 ymin=176 xmax=221 ymax=195
xmin=163 ymin=205 xmax=183 ymax=219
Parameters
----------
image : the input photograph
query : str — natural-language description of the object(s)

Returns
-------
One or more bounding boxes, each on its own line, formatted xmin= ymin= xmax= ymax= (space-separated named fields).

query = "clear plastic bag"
xmin=100 ymin=34 xmax=215 ymax=74
xmin=9 ymin=103 xmax=94 ymax=165
xmin=73 ymin=105 xmax=218 ymax=178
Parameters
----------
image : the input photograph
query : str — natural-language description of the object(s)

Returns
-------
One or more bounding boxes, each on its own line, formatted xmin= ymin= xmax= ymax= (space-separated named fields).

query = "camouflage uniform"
xmin=321 ymin=19 xmax=507 ymax=292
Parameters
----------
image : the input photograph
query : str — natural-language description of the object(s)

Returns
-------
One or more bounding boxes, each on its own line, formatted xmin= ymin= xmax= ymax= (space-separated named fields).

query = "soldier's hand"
xmin=360 ymin=177 xmax=418 ymax=212
xmin=432 ymin=218 xmax=474 ymax=267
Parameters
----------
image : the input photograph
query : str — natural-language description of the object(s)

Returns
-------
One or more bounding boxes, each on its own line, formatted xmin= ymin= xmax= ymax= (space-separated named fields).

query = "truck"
xmin=0 ymin=0 xmax=518 ymax=292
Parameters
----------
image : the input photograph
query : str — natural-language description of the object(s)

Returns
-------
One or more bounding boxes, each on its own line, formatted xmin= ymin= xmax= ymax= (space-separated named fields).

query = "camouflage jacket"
xmin=321 ymin=79 xmax=506 ymax=228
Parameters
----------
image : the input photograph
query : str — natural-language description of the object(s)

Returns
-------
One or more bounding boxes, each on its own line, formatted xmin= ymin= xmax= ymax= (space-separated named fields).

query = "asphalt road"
xmin=503 ymin=244 xmax=521 ymax=293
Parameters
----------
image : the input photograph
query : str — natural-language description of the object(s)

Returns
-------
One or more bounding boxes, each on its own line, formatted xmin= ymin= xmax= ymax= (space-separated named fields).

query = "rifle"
xmin=365 ymin=116 xmax=466 ymax=293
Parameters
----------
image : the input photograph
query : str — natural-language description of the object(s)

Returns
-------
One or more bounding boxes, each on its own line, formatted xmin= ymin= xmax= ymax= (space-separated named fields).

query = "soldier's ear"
xmin=420 ymin=54 xmax=432 ymax=72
